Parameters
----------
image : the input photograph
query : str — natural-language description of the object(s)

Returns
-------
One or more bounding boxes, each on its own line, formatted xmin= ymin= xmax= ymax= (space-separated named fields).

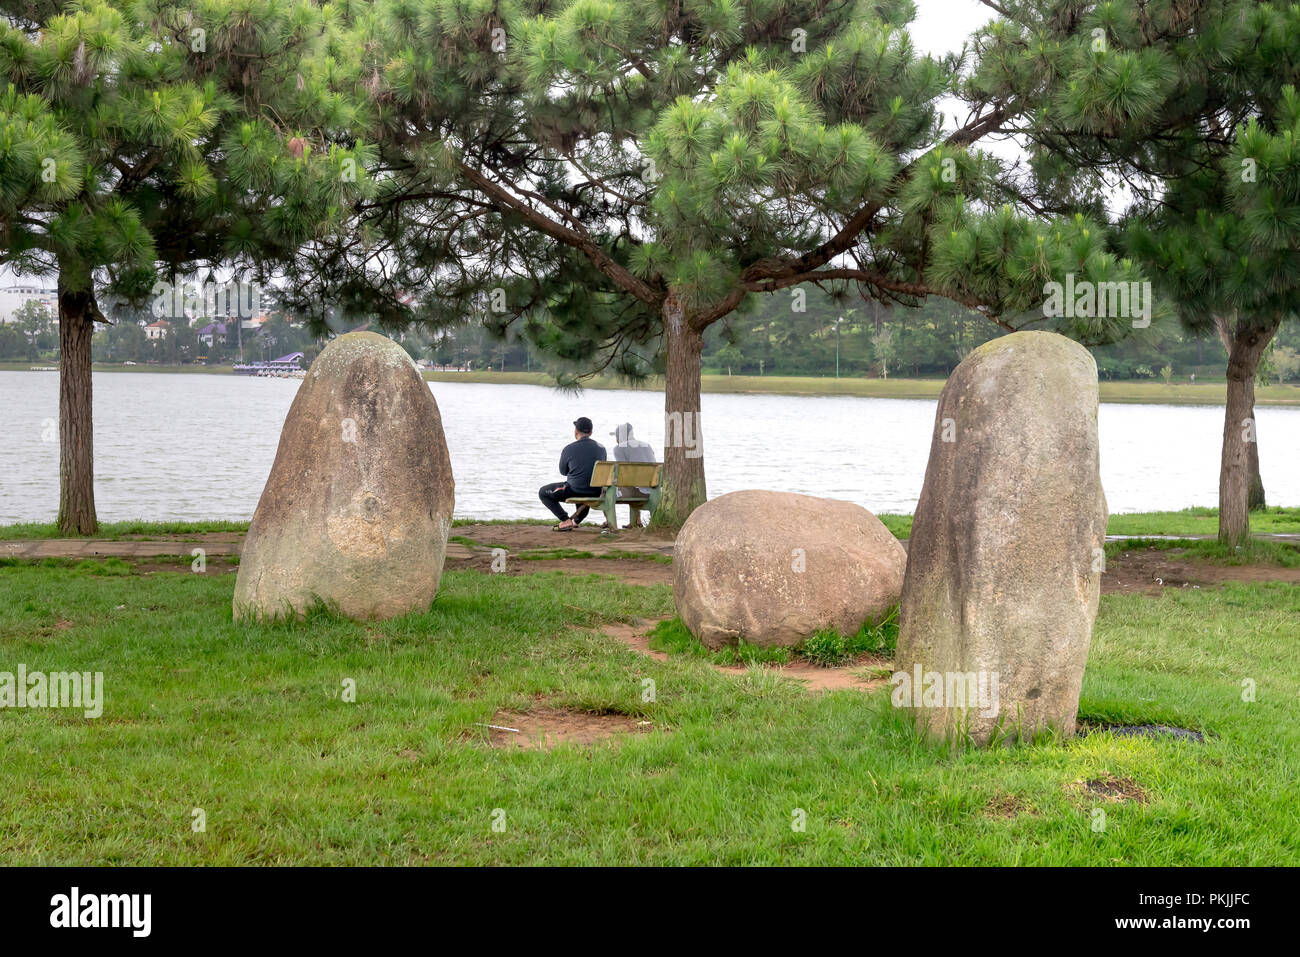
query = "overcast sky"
xmin=913 ymin=0 xmax=994 ymax=54
xmin=1 ymin=2 xmax=1000 ymax=287
xmin=913 ymin=0 xmax=1024 ymax=161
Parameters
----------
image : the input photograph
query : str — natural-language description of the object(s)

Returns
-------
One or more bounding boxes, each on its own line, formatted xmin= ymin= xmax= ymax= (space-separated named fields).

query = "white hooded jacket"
xmin=610 ymin=423 xmax=656 ymax=494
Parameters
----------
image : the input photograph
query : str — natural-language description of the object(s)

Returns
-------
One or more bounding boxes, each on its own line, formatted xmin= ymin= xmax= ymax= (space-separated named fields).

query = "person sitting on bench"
xmin=539 ymin=416 xmax=607 ymax=531
xmin=608 ymin=422 xmax=657 ymax=528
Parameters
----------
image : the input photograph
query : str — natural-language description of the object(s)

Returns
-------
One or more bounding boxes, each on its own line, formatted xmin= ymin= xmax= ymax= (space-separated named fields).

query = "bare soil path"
xmin=1101 ymin=544 xmax=1300 ymax=595
xmin=599 ymin=620 xmax=887 ymax=693
xmin=5 ymin=527 xmax=1298 ymax=594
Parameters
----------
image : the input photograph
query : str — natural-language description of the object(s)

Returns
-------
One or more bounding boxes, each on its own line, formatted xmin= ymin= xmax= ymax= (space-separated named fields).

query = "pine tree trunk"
xmin=57 ymin=281 xmax=99 ymax=536
xmin=652 ymin=298 xmax=707 ymax=528
xmin=1217 ymin=316 xmax=1278 ymax=546
xmin=1247 ymin=439 xmax=1266 ymax=511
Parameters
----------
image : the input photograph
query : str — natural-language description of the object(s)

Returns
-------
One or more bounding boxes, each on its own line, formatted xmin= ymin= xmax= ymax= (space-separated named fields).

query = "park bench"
xmin=567 ymin=461 xmax=663 ymax=530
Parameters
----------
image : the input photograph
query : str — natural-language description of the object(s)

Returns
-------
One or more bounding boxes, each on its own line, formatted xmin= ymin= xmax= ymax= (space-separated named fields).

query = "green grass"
xmin=1106 ymin=506 xmax=1300 ymax=537
xmin=1094 ymin=380 xmax=1300 ymax=405
xmin=1 ymin=506 xmax=1296 ymax=544
xmin=0 ymin=519 xmax=250 ymax=540
xmin=1 ymin=557 xmax=1296 ymax=864
xmin=648 ymin=608 xmax=898 ymax=667
xmin=801 ymin=608 xmax=899 ymax=665
xmin=0 ymin=556 xmax=137 ymax=575
xmin=876 ymin=513 xmax=912 ymax=539
xmin=516 ymin=548 xmax=598 ymax=560
xmin=648 ymin=617 xmax=793 ymax=666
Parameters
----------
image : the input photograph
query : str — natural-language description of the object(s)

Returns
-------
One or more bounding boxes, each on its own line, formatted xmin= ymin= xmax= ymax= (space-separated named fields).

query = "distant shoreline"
xmin=418 ymin=370 xmax=1300 ymax=406
xmin=4 ymin=362 xmax=1300 ymax=406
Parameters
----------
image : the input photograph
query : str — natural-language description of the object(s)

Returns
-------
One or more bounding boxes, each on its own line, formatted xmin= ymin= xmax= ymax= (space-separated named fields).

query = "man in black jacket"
xmin=539 ymin=417 xmax=608 ymax=530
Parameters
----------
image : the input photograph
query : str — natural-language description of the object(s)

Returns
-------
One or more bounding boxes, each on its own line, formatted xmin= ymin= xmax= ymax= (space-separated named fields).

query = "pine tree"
xmin=302 ymin=0 xmax=1142 ymax=525
xmin=966 ymin=0 xmax=1300 ymax=545
xmin=0 ymin=0 xmax=372 ymax=533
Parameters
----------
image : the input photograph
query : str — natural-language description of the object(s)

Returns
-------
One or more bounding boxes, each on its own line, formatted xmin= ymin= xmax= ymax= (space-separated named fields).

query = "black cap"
xmin=573 ymin=416 xmax=593 ymax=434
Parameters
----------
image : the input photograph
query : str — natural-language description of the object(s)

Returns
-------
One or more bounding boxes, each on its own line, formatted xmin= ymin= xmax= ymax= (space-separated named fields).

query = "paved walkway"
xmin=2 ymin=532 xmax=1295 ymax=562
xmin=0 ymin=537 xmax=476 ymax=561
xmin=2 ymin=538 xmax=244 ymax=559
xmin=0 ymin=534 xmax=671 ymax=561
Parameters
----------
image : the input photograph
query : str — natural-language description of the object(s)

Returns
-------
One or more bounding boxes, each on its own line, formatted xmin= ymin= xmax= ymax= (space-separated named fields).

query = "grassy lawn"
xmin=1106 ymin=506 xmax=1300 ymax=536
xmin=1 ymin=557 xmax=1295 ymax=864
xmin=7 ymin=508 xmax=1300 ymax=542
xmin=0 ymin=519 xmax=252 ymax=540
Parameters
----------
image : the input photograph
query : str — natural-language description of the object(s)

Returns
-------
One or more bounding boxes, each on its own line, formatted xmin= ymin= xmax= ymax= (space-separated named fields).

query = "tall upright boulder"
xmin=233 ymin=332 xmax=454 ymax=621
xmin=895 ymin=331 xmax=1107 ymax=744
xmin=674 ymin=490 xmax=906 ymax=649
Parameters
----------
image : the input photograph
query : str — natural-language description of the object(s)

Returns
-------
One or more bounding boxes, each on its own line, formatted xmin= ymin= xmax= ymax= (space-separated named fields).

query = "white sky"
xmin=913 ymin=0 xmax=995 ymax=55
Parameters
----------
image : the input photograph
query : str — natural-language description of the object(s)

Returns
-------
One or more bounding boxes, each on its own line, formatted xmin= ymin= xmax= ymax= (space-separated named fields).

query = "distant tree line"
xmin=10 ymin=281 xmax=1300 ymax=385
xmin=410 ymin=285 xmax=1300 ymax=383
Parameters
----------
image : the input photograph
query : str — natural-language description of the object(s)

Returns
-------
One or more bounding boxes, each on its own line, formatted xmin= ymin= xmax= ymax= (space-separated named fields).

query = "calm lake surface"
xmin=3 ymin=370 xmax=1298 ymax=524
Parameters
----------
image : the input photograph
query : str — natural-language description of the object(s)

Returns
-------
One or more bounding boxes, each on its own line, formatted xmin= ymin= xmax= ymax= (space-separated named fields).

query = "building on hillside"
xmin=144 ymin=320 xmax=170 ymax=341
xmin=196 ymin=321 xmax=231 ymax=347
xmin=0 ymin=284 xmax=58 ymax=323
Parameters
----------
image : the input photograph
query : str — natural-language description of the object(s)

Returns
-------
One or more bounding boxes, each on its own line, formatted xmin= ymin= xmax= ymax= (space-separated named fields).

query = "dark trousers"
xmin=539 ymin=483 xmax=592 ymax=523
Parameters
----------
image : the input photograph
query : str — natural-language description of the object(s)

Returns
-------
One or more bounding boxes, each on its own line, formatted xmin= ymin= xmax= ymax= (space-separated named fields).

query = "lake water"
xmin=2 ymin=370 xmax=1298 ymax=523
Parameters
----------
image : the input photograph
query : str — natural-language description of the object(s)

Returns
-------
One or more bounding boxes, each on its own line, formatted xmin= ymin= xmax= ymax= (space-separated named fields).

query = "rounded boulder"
xmin=673 ymin=490 xmax=906 ymax=649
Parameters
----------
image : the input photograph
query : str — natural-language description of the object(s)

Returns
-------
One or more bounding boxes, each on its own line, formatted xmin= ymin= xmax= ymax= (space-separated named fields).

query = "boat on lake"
xmin=233 ymin=352 xmax=306 ymax=377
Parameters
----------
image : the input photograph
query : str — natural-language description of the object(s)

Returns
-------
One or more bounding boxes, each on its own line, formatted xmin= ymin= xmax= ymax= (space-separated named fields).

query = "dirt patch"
xmin=134 ymin=558 xmax=239 ymax=575
xmin=446 ymin=552 xmax=672 ymax=586
xmin=601 ymin=621 xmax=669 ymax=661
xmin=985 ymin=792 xmax=1037 ymax=819
xmin=453 ymin=533 xmax=1300 ymax=595
xmin=1067 ymin=773 xmax=1149 ymax=804
xmin=20 ymin=619 xmax=75 ymax=644
xmin=603 ymin=619 xmax=887 ymax=692
xmin=128 ymin=532 xmax=245 ymax=544
xmin=715 ymin=659 xmax=885 ymax=692
xmin=516 ymin=557 xmax=671 ymax=586
xmin=1080 ymin=722 xmax=1206 ymax=743
xmin=480 ymin=708 xmax=653 ymax=750
xmin=1103 ymin=546 xmax=1300 ymax=595
xmin=453 ymin=523 xmax=676 ymax=553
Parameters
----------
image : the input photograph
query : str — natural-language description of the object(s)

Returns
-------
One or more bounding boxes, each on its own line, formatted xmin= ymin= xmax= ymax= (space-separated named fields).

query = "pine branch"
xmin=454 ymin=159 xmax=661 ymax=307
